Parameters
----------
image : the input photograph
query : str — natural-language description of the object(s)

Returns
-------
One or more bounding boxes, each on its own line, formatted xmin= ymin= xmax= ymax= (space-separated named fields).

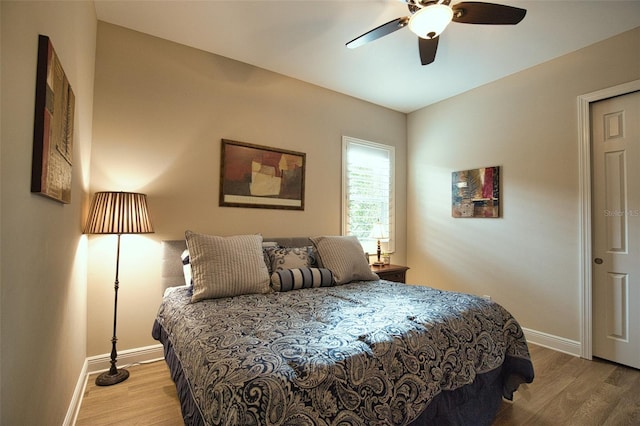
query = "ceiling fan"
xmin=346 ymin=0 xmax=526 ymax=65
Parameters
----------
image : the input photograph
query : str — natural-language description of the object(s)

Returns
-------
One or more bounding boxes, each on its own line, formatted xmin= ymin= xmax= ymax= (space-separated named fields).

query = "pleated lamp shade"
xmin=84 ymin=191 xmax=154 ymax=235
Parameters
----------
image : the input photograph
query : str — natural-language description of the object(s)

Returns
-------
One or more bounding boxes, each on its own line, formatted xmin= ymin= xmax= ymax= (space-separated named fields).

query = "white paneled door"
xmin=592 ymin=90 xmax=640 ymax=369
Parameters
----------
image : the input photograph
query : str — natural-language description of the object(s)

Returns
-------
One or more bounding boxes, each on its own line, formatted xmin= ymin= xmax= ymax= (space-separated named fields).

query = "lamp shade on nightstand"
xmin=369 ymin=221 xmax=388 ymax=266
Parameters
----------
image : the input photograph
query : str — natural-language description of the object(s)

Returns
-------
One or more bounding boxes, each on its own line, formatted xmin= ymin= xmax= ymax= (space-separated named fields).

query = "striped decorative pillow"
xmin=185 ymin=231 xmax=271 ymax=302
xmin=310 ymin=235 xmax=379 ymax=285
xmin=270 ymin=268 xmax=334 ymax=292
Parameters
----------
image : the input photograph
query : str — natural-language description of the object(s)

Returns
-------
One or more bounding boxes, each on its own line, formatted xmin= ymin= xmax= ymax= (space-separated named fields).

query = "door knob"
xmin=594 ymin=258 xmax=603 ymax=264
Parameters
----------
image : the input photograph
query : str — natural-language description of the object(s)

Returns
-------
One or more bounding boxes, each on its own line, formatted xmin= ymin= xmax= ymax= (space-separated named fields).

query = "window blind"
xmin=342 ymin=136 xmax=395 ymax=254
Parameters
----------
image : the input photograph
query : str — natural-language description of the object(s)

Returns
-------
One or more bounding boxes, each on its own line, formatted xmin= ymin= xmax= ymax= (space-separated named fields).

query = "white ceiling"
xmin=94 ymin=0 xmax=640 ymax=113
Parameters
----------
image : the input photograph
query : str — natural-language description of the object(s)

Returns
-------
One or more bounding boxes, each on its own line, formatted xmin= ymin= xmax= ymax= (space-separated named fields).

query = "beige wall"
xmin=88 ymin=22 xmax=407 ymax=356
xmin=0 ymin=1 xmax=96 ymax=423
xmin=407 ymin=27 xmax=640 ymax=342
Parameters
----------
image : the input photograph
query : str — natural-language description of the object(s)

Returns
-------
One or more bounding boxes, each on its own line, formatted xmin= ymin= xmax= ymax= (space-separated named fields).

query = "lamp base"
xmin=95 ymin=368 xmax=129 ymax=386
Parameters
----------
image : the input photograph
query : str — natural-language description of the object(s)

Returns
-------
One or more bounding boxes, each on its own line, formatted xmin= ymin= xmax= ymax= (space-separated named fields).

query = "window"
xmin=342 ymin=136 xmax=395 ymax=254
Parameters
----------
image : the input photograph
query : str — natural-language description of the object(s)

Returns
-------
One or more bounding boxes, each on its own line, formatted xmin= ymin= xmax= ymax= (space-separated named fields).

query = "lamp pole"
xmin=96 ymin=233 xmax=129 ymax=386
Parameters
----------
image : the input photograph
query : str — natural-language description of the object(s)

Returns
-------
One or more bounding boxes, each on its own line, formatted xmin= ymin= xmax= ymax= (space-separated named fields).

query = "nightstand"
xmin=371 ymin=264 xmax=409 ymax=283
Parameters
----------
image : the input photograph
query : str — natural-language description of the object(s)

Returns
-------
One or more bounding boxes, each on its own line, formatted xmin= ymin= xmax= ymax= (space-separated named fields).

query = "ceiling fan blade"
xmin=452 ymin=2 xmax=526 ymax=25
xmin=346 ymin=17 xmax=410 ymax=49
xmin=419 ymin=36 xmax=439 ymax=65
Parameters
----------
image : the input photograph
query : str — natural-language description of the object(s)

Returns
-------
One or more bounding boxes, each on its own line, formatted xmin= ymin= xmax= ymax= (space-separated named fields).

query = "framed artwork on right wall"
xmin=451 ymin=166 xmax=500 ymax=218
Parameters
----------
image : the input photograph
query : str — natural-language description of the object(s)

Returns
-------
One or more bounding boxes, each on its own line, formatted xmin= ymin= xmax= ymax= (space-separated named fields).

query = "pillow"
xmin=307 ymin=246 xmax=320 ymax=268
xmin=310 ymin=235 xmax=379 ymax=285
xmin=262 ymin=241 xmax=279 ymax=273
xmin=180 ymin=249 xmax=192 ymax=286
xmin=185 ymin=231 xmax=271 ymax=302
xmin=270 ymin=268 xmax=334 ymax=292
xmin=266 ymin=246 xmax=312 ymax=272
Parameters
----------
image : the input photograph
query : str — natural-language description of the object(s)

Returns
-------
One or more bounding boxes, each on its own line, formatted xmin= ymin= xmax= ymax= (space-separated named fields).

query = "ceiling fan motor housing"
xmin=408 ymin=3 xmax=454 ymax=39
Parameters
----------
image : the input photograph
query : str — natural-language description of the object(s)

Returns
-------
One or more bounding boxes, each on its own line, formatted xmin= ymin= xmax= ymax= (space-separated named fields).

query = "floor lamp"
xmin=84 ymin=191 xmax=154 ymax=386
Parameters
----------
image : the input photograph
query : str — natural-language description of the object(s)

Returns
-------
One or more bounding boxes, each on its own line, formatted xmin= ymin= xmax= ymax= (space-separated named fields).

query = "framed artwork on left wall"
xmin=31 ymin=34 xmax=75 ymax=204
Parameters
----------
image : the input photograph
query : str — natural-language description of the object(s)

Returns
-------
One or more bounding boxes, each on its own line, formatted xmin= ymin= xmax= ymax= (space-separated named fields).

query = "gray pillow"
xmin=185 ymin=231 xmax=271 ymax=302
xmin=310 ymin=235 xmax=379 ymax=285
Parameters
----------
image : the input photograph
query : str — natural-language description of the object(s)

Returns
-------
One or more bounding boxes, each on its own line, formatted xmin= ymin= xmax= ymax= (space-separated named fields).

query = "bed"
xmin=153 ymin=233 xmax=534 ymax=425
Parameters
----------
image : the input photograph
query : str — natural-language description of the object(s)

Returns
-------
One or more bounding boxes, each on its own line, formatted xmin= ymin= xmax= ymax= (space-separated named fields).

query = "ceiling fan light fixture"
xmin=408 ymin=4 xmax=453 ymax=39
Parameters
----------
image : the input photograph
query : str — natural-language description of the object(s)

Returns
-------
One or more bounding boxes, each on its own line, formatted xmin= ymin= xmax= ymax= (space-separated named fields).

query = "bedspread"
xmin=152 ymin=280 xmax=533 ymax=425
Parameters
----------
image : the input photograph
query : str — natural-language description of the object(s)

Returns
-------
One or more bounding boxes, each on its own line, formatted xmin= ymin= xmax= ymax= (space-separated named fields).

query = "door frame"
xmin=578 ymin=79 xmax=640 ymax=360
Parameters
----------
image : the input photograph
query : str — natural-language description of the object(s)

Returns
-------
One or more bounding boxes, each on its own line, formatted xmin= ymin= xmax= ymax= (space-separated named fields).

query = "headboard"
xmin=161 ymin=237 xmax=312 ymax=289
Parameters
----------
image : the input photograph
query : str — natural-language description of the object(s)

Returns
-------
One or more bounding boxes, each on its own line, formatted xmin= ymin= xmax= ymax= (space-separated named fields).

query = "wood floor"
xmin=76 ymin=344 xmax=640 ymax=425
xmin=76 ymin=361 xmax=182 ymax=425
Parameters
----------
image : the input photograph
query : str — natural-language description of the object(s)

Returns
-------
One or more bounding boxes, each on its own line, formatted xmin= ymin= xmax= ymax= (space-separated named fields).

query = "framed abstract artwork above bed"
xmin=219 ymin=139 xmax=306 ymax=210
xmin=452 ymin=166 xmax=500 ymax=218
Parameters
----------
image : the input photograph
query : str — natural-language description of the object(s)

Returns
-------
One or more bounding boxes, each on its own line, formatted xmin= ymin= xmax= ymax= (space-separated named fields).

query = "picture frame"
xmin=452 ymin=166 xmax=500 ymax=218
xmin=219 ymin=139 xmax=306 ymax=210
xmin=31 ymin=35 xmax=75 ymax=204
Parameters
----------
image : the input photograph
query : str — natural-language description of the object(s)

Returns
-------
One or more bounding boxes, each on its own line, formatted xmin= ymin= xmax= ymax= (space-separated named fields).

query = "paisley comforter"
xmin=152 ymin=280 xmax=534 ymax=425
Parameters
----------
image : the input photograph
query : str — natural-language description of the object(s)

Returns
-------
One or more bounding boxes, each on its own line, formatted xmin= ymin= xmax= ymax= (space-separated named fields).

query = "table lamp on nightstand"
xmin=369 ymin=221 xmax=388 ymax=266
xmin=84 ymin=191 xmax=154 ymax=386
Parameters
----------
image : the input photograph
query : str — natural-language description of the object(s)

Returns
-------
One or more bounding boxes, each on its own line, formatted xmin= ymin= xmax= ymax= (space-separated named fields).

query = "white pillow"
xmin=185 ymin=231 xmax=271 ymax=302
xmin=310 ymin=235 xmax=379 ymax=285
xmin=180 ymin=249 xmax=192 ymax=286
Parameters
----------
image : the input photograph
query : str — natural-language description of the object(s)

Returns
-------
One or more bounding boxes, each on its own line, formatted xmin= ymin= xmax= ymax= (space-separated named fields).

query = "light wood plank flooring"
xmin=76 ymin=361 xmax=182 ymax=425
xmin=76 ymin=344 xmax=640 ymax=425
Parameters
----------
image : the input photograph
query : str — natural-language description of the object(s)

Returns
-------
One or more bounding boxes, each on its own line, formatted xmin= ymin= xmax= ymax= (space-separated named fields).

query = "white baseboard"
xmin=86 ymin=343 xmax=165 ymax=375
xmin=522 ymin=327 xmax=582 ymax=357
xmin=63 ymin=359 xmax=88 ymax=426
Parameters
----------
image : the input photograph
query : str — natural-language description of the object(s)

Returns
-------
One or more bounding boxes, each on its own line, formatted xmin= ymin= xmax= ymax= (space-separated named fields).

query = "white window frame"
xmin=341 ymin=136 xmax=396 ymax=254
